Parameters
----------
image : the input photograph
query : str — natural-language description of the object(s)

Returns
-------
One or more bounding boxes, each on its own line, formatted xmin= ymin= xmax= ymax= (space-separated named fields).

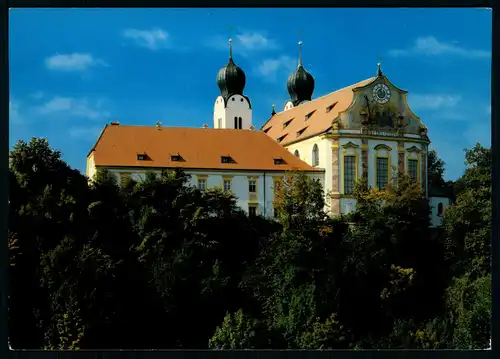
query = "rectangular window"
xmin=376 ymin=157 xmax=389 ymax=190
xmin=249 ymin=179 xmax=256 ymax=193
xmin=248 ymin=205 xmax=257 ymax=217
xmin=198 ymin=179 xmax=207 ymax=191
xmin=223 ymin=179 xmax=231 ymax=191
xmin=218 ymin=118 xmax=222 ymax=128
xmin=343 ymin=155 xmax=356 ymax=194
xmin=234 ymin=117 xmax=238 ymax=129
xmin=408 ymin=159 xmax=418 ymax=182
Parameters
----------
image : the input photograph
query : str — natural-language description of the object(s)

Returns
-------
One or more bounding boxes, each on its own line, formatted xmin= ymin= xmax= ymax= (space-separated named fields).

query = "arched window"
xmin=234 ymin=117 xmax=238 ymax=129
xmin=238 ymin=117 xmax=243 ymax=129
xmin=312 ymin=144 xmax=319 ymax=167
xmin=437 ymin=202 xmax=444 ymax=217
xmin=218 ymin=118 xmax=222 ymax=128
xmin=294 ymin=149 xmax=300 ymax=157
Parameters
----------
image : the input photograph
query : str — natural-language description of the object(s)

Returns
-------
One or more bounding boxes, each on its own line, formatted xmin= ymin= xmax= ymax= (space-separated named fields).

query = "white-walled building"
xmin=86 ymin=124 xmax=323 ymax=217
xmin=261 ymin=43 xmax=451 ymax=226
xmin=86 ymin=39 xmax=451 ymax=226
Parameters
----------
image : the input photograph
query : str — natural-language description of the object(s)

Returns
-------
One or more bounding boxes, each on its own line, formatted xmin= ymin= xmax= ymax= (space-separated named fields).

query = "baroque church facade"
xmin=86 ymin=40 xmax=451 ymax=226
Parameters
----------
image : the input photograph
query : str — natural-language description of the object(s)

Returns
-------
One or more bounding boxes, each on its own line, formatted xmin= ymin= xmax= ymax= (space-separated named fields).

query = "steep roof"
xmin=89 ymin=124 xmax=322 ymax=172
xmin=261 ymin=77 xmax=377 ymax=146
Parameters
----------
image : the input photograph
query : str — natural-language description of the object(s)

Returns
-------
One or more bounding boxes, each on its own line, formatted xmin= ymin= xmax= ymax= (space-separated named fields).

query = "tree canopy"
xmin=9 ymin=138 xmax=491 ymax=349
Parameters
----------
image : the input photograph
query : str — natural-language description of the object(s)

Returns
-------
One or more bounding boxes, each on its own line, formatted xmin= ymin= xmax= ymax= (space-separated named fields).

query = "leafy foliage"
xmin=8 ymin=138 xmax=491 ymax=349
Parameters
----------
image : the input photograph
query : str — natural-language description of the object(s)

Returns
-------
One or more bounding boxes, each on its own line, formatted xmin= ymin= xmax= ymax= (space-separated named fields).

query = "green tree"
xmin=345 ymin=173 xmax=447 ymax=344
xmin=238 ymin=173 xmax=353 ymax=349
xmin=9 ymin=138 xmax=89 ymax=349
xmin=438 ymin=143 xmax=491 ymax=349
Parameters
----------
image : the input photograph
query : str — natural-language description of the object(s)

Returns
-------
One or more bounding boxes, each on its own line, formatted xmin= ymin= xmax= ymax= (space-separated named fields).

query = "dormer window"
xmin=296 ymin=126 xmax=307 ymax=137
xmin=171 ymin=154 xmax=181 ymax=162
xmin=305 ymin=110 xmax=316 ymax=121
xmin=277 ymin=134 xmax=287 ymax=143
xmin=274 ymin=157 xmax=286 ymax=165
xmin=137 ymin=153 xmax=147 ymax=161
xmin=326 ymin=102 xmax=337 ymax=113
xmin=283 ymin=118 xmax=293 ymax=129
xmin=221 ymin=156 xmax=233 ymax=164
xmin=264 ymin=126 xmax=272 ymax=133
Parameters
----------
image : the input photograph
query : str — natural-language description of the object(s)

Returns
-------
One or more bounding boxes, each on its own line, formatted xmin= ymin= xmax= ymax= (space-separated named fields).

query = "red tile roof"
xmin=89 ymin=124 xmax=322 ymax=172
xmin=262 ymin=77 xmax=377 ymax=146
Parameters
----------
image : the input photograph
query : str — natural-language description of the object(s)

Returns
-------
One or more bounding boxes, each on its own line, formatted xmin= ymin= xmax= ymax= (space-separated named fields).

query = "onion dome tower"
xmin=213 ymin=39 xmax=252 ymax=130
xmin=286 ymin=41 xmax=315 ymax=106
xmin=216 ymin=39 xmax=246 ymax=101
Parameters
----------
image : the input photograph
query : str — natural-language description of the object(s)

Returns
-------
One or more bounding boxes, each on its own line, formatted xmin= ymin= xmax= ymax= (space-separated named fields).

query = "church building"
xmin=86 ymin=39 xmax=450 ymax=225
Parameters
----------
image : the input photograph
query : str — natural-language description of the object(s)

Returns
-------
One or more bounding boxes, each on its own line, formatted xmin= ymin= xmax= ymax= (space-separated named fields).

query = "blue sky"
xmin=9 ymin=8 xmax=491 ymax=180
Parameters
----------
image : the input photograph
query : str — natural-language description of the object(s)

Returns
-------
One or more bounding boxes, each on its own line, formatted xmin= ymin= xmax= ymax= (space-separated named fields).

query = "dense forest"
xmin=8 ymin=138 xmax=491 ymax=349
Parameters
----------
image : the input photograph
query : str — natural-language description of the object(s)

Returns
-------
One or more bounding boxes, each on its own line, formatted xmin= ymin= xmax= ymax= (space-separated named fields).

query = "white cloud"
xmin=123 ymin=28 xmax=169 ymax=50
xmin=389 ymin=36 xmax=491 ymax=58
xmin=236 ymin=32 xmax=278 ymax=51
xmin=256 ymin=55 xmax=296 ymax=81
xmin=206 ymin=31 xmax=278 ymax=55
xmin=37 ymin=97 xmax=110 ymax=119
xmin=45 ymin=53 xmax=107 ymax=71
xmin=408 ymin=93 xmax=462 ymax=111
xmin=68 ymin=126 xmax=102 ymax=139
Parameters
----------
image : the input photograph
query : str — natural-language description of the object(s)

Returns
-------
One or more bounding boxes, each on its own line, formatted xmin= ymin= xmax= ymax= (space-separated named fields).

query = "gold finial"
xmin=298 ymin=41 xmax=303 ymax=68
xmin=229 ymin=38 xmax=233 ymax=59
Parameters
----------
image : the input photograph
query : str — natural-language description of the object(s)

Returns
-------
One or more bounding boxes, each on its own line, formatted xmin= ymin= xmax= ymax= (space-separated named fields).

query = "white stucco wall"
xmin=90 ymin=167 xmax=324 ymax=218
xmin=86 ymin=153 xmax=96 ymax=180
xmin=429 ymin=196 xmax=452 ymax=228
xmin=213 ymin=94 xmax=252 ymax=129
xmin=285 ymin=136 xmax=331 ymax=209
xmin=333 ymin=136 xmax=427 ymax=215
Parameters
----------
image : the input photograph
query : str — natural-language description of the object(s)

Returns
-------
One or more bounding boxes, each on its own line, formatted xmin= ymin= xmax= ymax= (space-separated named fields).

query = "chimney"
xmin=203 ymin=124 xmax=209 ymax=129
xmin=249 ymin=125 xmax=255 ymax=131
xmin=111 ymin=121 xmax=120 ymax=126
xmin=156 ymin=121 xmax=162 ymax=128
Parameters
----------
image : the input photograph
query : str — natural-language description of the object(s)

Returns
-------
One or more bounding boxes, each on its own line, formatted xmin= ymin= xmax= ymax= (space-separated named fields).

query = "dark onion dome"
xmin=216 ymin=39 xmax=246 ymax=100
xmin=286 ymin=41 xmax=315 ymax=106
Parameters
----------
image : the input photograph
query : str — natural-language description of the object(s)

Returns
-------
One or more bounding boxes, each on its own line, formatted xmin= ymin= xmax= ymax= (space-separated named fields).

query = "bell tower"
xmin=213 ymin=39 xmax=253 ymax=129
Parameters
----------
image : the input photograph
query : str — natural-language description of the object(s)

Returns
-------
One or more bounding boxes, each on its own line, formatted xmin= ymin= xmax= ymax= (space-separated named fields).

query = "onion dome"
xmin=286 ymin=41 xmax=315 ymax=106
xmin=216 ymin=39 xmax=246 ymax=99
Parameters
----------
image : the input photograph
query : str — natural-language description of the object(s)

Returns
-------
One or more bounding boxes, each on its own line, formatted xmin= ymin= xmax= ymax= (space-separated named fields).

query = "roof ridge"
xmin=274 ymin=77 xmax=376 ymax=115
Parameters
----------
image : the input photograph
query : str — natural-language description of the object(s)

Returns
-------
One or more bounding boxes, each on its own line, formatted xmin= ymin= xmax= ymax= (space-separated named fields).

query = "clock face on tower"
xmin=372 ymin=84 xmax=391 ymax=104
